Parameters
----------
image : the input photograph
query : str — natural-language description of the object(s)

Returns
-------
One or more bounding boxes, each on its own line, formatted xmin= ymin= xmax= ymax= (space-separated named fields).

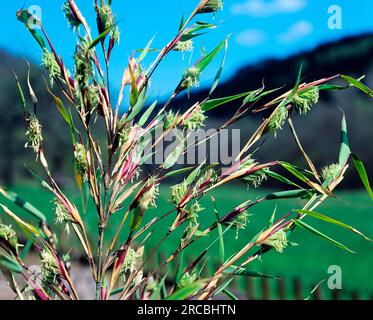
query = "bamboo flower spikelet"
xmin=1 ymin=0 xmax=372 ymax=301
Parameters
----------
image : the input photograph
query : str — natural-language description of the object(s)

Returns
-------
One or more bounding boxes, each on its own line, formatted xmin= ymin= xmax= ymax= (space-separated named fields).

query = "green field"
xmin=1 ymin=183 xmax=373 ymax=299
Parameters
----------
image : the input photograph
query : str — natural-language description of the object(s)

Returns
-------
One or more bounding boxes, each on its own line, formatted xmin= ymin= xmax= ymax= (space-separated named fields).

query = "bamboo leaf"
xmin=164 ymin=167 xmax=194 ymax=178
xmin=212 ymin=196 xmax=225 ymax=264
xmin=352 ymin=153 xmax=373 ymax=201
xmin=13 ymin=71 xmax=27 ymax=111
xmin=224 ymin=265 xmax=279 ymax=279
xmin=163 ymin=139 xmax=184 ymax=169
xmin=88 ymin=25 xmax=114 ymax=49
xmin=296 ymin=209 xmax=372 ymax=241
xmin=166 ymin=280 xmax=206 ymax=300
xmin=126 ymin=89 xmax=149 ymax=122
xmin=221 ymin=289 xmax=239 ymax=300
xmin=0 ymin=204 xmax=41 ymax=238
xmin=138 ymin=100 xmax=157 ymax=127
xmin=0 ymin=186 xmax=47 ymax=222
xmin=196 ymin=37 xmax=227 ymax=72
xmin=138 ymin=35 xmax=156 ymax=63
xmin=265 ymin=189 xmax=312 ymax=200
xmin=292 ymin=219 xmax=355 ymax=253
xmin=201 ymin=91 xmax=258 ymax=111
xmin=338 ymin=114 xmax=350 ymax=167
xmin=209 ymin=37 xmax=229 ymax=96
xmin=0 ymin=254 xmax=23 ymax=273
xmin=341 ymin=75 xmax=373 ymax=98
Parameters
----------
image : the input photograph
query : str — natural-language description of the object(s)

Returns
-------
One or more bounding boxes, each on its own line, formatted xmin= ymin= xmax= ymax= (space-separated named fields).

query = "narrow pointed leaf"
xmin=296 ymin=209 xmax=372 ymax=241
xmin=352 ymin=153 xmax=373 ymax=201
xmin=292 ymin=219 xmax=355 ymax=253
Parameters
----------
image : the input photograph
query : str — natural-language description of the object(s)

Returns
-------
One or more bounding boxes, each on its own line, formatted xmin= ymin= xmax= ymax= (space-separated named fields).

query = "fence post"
xmin=293 ymin=277 xmax=303 ymax=300
xmin=261 ymin=277 xmax=270 ymax=300
xmin=277 ymin=277 xmax=286 ymax=300
xmin=311 ymin=283 xmax=323 ymax=300
xmin=246 ymin=277 xmax=255 ymax=300
xmin=351 ymin=290 xmax=360 ymax=300
xmin=331 ymin=289 xmax=341 ymax=300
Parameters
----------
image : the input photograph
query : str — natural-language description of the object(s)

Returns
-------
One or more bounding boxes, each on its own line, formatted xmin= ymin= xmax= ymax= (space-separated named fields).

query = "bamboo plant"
xmin=0 ymin=0 xmax=372 ymax=300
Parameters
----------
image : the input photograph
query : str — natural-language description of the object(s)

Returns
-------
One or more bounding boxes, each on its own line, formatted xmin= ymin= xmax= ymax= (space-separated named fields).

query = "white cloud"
xmin=277 ymin=20 xmax=313 ymax=43
xmin=231 ymin=0 xmax=307 ymax=17
xmin=235 ymin=29 xmax=267 ymax=47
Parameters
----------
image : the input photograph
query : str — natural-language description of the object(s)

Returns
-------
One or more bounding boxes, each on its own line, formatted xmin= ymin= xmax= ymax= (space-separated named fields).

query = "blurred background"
xmin=0 ymin=0 xmax=373 ymax=299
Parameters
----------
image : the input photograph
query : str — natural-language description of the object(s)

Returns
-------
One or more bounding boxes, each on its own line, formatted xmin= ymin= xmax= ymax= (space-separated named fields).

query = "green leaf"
xmin=224 ymin=265 xmax=279 ymax=279
xmin=201 ymin=91 xmax=257 ymax=111
xmin=265 ymin=189 xmax=312 ymax=200
xmin=0 ymin=186 xmax=47 ymax=222
xmin=164 ymin=167 xmax=194 ymax=178
xmin=138 ymin=35 xmax=156 ymax=63
xmin=292 ymin=219 xmax=355 ymax=253
xmin=21 ymin=239 xmax=34 ymax=261
xmin=150 ymin=274 xmax=168 ymax=300
xmin=291 ymin=62 xmax=304 ymax=96
xmin=186 ymin=163 xmax=205 ymax=185
xmin=341 ymin=75 xmax=373 ymax=98
xmin=13 ymin=71 xmax=27 ymax=111
xmin=296 ymin=209 xmax=372 ymax=241
xmin=0 ymin=254 xmax=23 ymax=273
xmin=221 ymin=289 xmax=239 ymax=300
xmin=196 ymin=38 xmax=227 ymax=72
xmin=264 ymin=169 xmax=302 ymax=188
xmin=209 ymin=37 xmax=229 ymax=96
xmin=352 ymin=153 xmax=373 ymax=201
xmin=88 ymin=26 xmax=115 ymax=49
xmin=318 ymin=84 xmax=347 ymax=91
xmin=126 ymin=89 xmax=149 ymax=122
xmin=279 ymin=162 xmax=311 ymax=183
xmin=211 ymin=196 xmax=225 ymax=264
xmin=138 ymin=100 xmax=157 ymax=127
xmin=166 ymin=280 xmax=206 ymax=300
xmin=338 ymin=114 xmax=350 ymax=167
xmin=163 ymin=139 xmax=185 ymax=169
xmin=243 ymin=87 xmax=281 ymax=105
xmin=0 ymin=204 xmax=41 ymax=238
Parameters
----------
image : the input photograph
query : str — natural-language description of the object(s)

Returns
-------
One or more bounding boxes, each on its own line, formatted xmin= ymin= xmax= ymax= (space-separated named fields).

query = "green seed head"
xmin=62 ymin=2 xmax=81 ymax=29
xmin=233 ymin=211 xmax=250 ymax=239
xmin=164 ymin=111 xmax=177 ymax=130
xmin=170 ymin=181 xmax=189 ymax=206
xmin=174 ymin=39 xmax=194 ymax=52
xmin=194 ymin=169 xmax=217 ymax=193
xmin=41 ymin=250 xmax=60 ymax=282
xmin=181 ymin=66 xmax=201 ymax=90
xmin=41 ymin=49 xmax=60 ymax=86
xmin=268 ymin=105 xmax=288 ymax=137
xmin=139 ymin=177 xmax=159 ymax=210
xmin=74 ymin=45 xmax=91 ymax=90
xmin=0 ymin=223 xmax=18 ymax=251
xmin=292 ymin=87 xmax=320 ymax=114
xmin=183 ymin=105 xmax=207 ymax=130
xmin=54 ymin=198 xmax=72 ymax=223
xmin=98 ymin=5 xmax=120 ymax=43
xmin=243 ymin=170 xmax=267 ymax=188
xmin=188 ymin=201 xmax=204 ymax=223
xmin=321 ymin=163 xmax=341 ymax=182
xmin=87 ymin=84 xmax=100 ymax=111
xmin=262 ymin=230 xmax=288 ymax=253
xmin=177 ymin=272 xmax=197 ymax=289
xmin=74 ymin=143 xmax=88 ymax=180
xmin=121 ymin=248 xmax=139 ymax=274
xmin=198 ymin=0 xmax=224 ymax=14
xmin=25 ymin=115 xmax=43 ymax=154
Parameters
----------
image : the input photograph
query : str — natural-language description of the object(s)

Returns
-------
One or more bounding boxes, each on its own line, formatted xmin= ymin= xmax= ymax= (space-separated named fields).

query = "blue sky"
xmin=1 ymin=0 xmax=373 ymax=97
